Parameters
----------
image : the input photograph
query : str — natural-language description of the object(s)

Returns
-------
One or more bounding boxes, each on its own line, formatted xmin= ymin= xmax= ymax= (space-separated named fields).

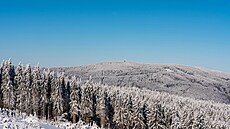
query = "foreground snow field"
xmin=0 ymin=109 xmax=100 ymax=129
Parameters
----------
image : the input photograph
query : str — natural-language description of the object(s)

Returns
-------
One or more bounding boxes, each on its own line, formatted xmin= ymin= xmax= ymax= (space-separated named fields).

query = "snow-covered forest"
xmin=0 ymin=59 xmax=229 ymax=129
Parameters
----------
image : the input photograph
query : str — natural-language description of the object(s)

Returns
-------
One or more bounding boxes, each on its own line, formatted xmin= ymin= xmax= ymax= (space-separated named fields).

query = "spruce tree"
xmin=24 ymin=64 xmax=32 ymax=115
xmin=65 ymin=80 xmax=71 ymax=120
xmin=52 ymin=73 xmax=64 ymax=121
xmin=1 ymin=60 xmax=8 ymax=109
xmin=60 ymin=73 xmax=67 ymax=113
xmin=49 ymin=71 xmax=56 ymax=120
xmin=0 ymin=61 xmax=4 ymax=108
xmin=70 ymin=76 xmax=78 ymax=123
xmin=1 ymin=59 xmax=15 ymax=110
xmin=15 ymin=63 xmax=25 ymax=114
xmin=8 ymin=59 xmax=16 ymax=110
xmin=32 ymin=65 xmax=42 ymax=116
xmin=41 ymin=69 xmax=52 ymax=120
xmin=100 ymin=89 xmax=114 ymax=128
xmin=40 ymin=71 xmax=47 ymax=118
xmin=70 ymin=77 xmax=82 ymax=123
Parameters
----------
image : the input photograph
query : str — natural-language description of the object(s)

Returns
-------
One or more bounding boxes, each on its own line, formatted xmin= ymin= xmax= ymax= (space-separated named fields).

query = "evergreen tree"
xmin=32 ymin=65 xmax=42 ymax=116
xmin=1 ymin=60 xmax=8 ymax=109
xmin=113 ymin=91 xmax=125 ymax=129
xmin=15 ymin=63 xmax=25 ymax=114
xmin=8 ymin=59 xmax=16 ymax=110
xmin=65 ymin=80 xmax=71 ymax=120
xmin=81 ymin=80 xmax=94 ymax=124
xmin=100 ymin=90 xmax=114 ymax=128
xmin=70 ymin=77 xmax=83 ymax=123
xmin=0 ymin=61 xmax=4 ymax=108
xmin=49 ymin=71 xmax=56 ymax=120
xmin=141 ymin=103 xmax=149 ymax=129
xmin=70 ymin=76 xmax=79 ymax=123
xmin=1 ymin=59 xmax=15 ymax=110
xmin=52 ymin=73 xmax=64 ymax=121
xmin=40 ymin=71 xmax=47 ymax=118
xmin=24 ymin=64 xmax=32 ymax=115
xmin=60 ymin=73 xmax=67 ymax=113
xmin=41 ymin=69 xmax=52 ymax=120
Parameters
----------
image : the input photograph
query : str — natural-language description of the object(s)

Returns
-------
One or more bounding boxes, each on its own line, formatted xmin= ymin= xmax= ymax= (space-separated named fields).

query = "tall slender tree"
xmin=1 ymin=60 xmax=8 ymax=109
xmin=41 ymin=69 xmax=53 ymax=119
xmin=24 ymin=64 xmax=32 ymax=115
xmin=15 ymin=63 xmax=25 ymax=114
xmin=52 ymin=73 xmax=64 ymax=121
xmin=70 ymin=76 xmax=79 ymax=123
xmin=8 ymin=59 xmax=16 ymax=110
xmin=32 ymin=65 xmax=42 ymax=116
xmin=1 ymin=59 xmax=15 ymax=110
xmin=49 ymin=71 xmax=56 ymax=120
xmin=60 ymin=73 xmax=67 ymax=113
xmin=0 ymin=61 xmax=4 ymax=108
xmin=65 ymin=80 xmax=71 ymax=120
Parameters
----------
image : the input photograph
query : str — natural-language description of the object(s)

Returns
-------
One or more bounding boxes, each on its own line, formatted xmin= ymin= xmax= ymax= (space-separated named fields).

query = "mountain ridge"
xmin=50 ymin=61 xmax=230 ymax=104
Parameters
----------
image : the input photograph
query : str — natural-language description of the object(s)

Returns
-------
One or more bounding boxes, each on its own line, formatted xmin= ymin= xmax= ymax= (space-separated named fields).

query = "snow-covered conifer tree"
xmin=15 ymin=63 xmax=25 ymax=114
xmin=70 ymin=76 xmax=83 ymax=122
xmin=112 ymin=90 xmax=125 ymax=129
xmin=41 ymin=69 xmax=53 ymax=119
xmin=70 ymin=76 xmax=80 ymax=123
xmin=60 ymin=73 xmax=67 ymax=113
xmin=31 ymin=64 xmax=42 ymax=116
xmin=81 ymin=80 xmax=94 ymax=124
xmin=49 ymin=71 xmax=56 ymax=120
xmin=99 ymin=89 xmax=114 ymax=128
xmin=1 ymin=59 xmax=16 ymax=110
xmin=52 ymin=73 xmax=64 ymax=121
xmin=24 ymin=64 xmax=32 ymax=115
xmin=1 ymin=60 xmax=8 ymax=109
xmin=8 ymin=59 xmax=16 ymax=110
xmin=65 ymin=80 xmax=71 ymax=120
xmin=0 ymin=60 xmax=4 ymax=108
xmin=140 ymin=102 xmax=149 ymax=129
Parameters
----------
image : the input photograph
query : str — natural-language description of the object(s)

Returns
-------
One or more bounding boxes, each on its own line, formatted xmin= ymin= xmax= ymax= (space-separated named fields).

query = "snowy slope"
xmin=51 ymin=62 xmax=230 ymax=103
xmin=0 ymin=109 xmax=100 ymax=129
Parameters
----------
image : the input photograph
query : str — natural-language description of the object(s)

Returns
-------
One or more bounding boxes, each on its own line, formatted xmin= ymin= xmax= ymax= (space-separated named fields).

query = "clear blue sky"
xmin=0 ymin=0 xmax=230 ymax=72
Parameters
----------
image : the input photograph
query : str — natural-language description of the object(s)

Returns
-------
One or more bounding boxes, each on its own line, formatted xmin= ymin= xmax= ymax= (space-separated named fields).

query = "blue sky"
xmin=0 ymin=0 xmax=230 ymax=72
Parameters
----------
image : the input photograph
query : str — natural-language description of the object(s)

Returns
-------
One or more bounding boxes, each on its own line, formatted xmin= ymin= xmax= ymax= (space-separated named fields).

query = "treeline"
xmin=0 ymin=59 xmax=229 ymax=129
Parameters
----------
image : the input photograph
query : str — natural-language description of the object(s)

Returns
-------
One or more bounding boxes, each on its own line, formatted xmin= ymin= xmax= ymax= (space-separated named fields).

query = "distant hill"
xmin=51 ymin=62 xmax=230 ymax=104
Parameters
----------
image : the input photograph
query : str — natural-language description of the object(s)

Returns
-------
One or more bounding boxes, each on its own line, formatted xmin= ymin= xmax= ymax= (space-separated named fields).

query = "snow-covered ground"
xmin=0 ymin=109 xmax=100 ymax=129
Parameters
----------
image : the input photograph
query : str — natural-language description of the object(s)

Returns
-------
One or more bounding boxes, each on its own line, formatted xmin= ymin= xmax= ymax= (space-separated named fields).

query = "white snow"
xmin=165 ymin=68 xmax=174 ymax=73
xmin=0 ymin=109 xmax=101 ymax=129
xmin=56 ymin=62 xmax=230 ymax=104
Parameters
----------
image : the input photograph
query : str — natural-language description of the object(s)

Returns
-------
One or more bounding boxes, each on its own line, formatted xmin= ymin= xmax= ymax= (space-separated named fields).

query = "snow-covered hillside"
xmin=0 ymin=109 xmax=100 ymax=129
xmin=0 ymin=59 xmax=230 ymax=129
xmin=51 ymin=62 xmax=230 ymax=103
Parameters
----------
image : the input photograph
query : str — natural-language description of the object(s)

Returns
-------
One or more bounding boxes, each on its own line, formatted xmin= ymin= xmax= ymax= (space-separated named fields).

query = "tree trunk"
xmin=49 ymin=103 xmax=53 ymax=120
xmin=19 ymin=94 xmax=22 ymax=115
xmin=0 ymin=91 xmax=3 ymax=109
xmin=32 ymin=90 xmax=36 ymax=116
xmin=26 ymin=93 xmax=29 ymax=116
xmin=72 ymin=113 xmax=76 ymax=123
xmin=43 ymin=101 xmax=46 ymax=118
xmin=8 ymin=91 xmax=11 ymax=110
xmin=100 ymin=113 xmax=106 ymax=128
